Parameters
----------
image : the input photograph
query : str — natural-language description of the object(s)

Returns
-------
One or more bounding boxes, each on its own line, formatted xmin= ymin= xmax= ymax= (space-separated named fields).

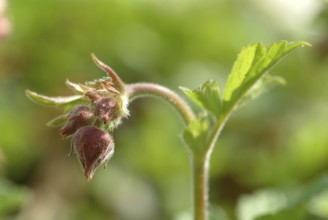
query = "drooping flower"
xmin=25 ymin=54 xmax=128 ymax=181
xmin=72 ymin=126 xmax=114 ymax=181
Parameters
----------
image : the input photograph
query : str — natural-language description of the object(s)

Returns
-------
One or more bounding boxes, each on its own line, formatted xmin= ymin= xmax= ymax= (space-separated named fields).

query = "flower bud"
xmin=85 ymin=90 xmax=101 ymax=103
xmin=94 ymin=97 xmax=118 ymax=123
xmin=60 ymin=105 xmax=94 ymax=138
xmin=72 ymin=126 xmax=114 ymax=181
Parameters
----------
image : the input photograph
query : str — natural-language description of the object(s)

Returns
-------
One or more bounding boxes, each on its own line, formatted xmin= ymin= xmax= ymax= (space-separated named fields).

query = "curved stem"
xmin=126 ymin=82 xmax=214 ymax=220
xmin=126 ymin=83 xmax=195 ymax=124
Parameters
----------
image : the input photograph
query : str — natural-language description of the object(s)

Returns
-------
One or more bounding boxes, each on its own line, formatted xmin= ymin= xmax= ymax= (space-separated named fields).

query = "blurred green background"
xmin=1 ymin=0 xmax=328 ymax=219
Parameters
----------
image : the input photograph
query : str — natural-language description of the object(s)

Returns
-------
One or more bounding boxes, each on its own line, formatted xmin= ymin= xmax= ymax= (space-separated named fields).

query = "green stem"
xmin=192 ymin=114 xmax=230 ymax=220
xmin=126 ymin=82 xmax=229 ymax=220
xmin=126 ymin=83 xmax=195 ymax=124
xmin=193 ymin=154 xmax=209 ymax=220
xmin=204 ymin=114 xmax=231 ymax=158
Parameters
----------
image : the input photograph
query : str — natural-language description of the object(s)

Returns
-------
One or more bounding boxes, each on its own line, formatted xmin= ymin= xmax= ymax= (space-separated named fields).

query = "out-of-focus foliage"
xmin=0 ymin=0 xmax=11 ymax=39
xmin=1 ymin=0 xmax=328 ymax=219
xmin=0 ymin=178 xmax=30 ymax=218
xmin=236 ymin=176 xmax=328 ymax=220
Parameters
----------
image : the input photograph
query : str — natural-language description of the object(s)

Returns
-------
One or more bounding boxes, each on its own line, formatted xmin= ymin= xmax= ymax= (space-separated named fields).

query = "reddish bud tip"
xmin=94 ymin=98 xmax=118 ymax=123
xmin=72 ymin=126 xmax=114 ymax=181
xmin=85 ymin=91 xmax=102 ymax=102
xmin=91 ymin=53 xmax=125 ymax=93
xmin=60 ymin=105 xmax=94 ymax=138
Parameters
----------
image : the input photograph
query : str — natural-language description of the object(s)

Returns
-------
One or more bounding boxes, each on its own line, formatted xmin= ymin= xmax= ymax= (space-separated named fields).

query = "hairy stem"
xmin=126 ymin=82 xmax=223 ymax=220
xmin=193 ymin=114 xmax=231 ymax=220
xmin=205 ymin=114 xmax=230 ymax=159
xmin=126 ymin=83 xmax=195 ymax=124
xmin=193 ymin=154 xmax=209 ymax=220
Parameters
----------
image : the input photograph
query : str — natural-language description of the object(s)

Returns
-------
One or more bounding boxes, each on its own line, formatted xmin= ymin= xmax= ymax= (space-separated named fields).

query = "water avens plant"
xmin=26 ymin=41 xmax=310 ymax=220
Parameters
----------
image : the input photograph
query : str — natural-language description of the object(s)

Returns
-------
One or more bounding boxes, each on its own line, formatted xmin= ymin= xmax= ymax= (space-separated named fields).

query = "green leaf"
xmin=180 ymin=79 xmax=222 ymax=117
xmin=236 ymin=189 xmax=288 ymax=220
xmin=255 ymin=205 xmax=307 ymax=220
xmin=46 ymin=113 xmax=69 ymax=127
xmin=290 ymin=175 xmax=328 ymax=207
xmin=308 ymin=189 xmax=328 ymax=218
xmin=25 ymin=89 xmax=84 ymax=108
xmin=238 ymin=74 xmax=286 ymax=108
xmin=209 ymin=205 xmax=228 ymax=220
xmin=223 ymin=41 xmax=310 ymax=113
xmin=65 ymin=79 xmax=91 ymax=94
xmin=237 ymin=176 xmax=328 ymax=220
xmin=236 ymin=189 xmax=308 ymax=220
xmin=183 ymin=114 xmax=210 ymax=152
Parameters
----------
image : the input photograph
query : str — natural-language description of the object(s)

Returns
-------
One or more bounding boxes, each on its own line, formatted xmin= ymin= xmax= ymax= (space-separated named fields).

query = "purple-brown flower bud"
xmin=85 ymin=90 xmax=102 ymax=103
xmin=72 ymin=126 xmax=114 ymax=181
xmin=94 ymin=97 xmax=118 ymax=123
xmin=60 ymin=105 xmax=94 ymax=138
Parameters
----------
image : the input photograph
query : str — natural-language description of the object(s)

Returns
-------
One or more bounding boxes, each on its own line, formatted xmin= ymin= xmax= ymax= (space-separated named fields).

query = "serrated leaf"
xmin=223 ymin=41 xmax=310 ymax=113
xmin=183 ymin=114 xmax=210 ymax=152
xmin=238 ymin=74 xmax=286 ymax=108
xmin=46 ymin=113 xmax=69 ymax=127
xmin=180 ymin=79 xmax=222 ymax=117
xmin=25 ymin=89 xmax=84 ymax=108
